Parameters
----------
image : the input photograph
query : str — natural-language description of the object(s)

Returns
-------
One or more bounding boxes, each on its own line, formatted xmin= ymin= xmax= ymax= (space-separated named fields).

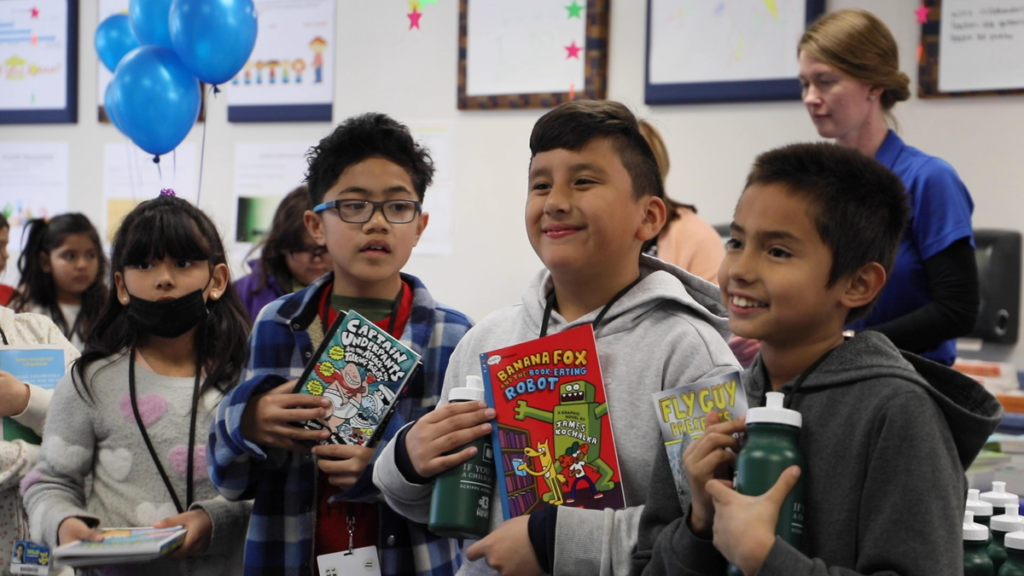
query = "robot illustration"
xmin=517 ymin=439 xmax=565 ymax=505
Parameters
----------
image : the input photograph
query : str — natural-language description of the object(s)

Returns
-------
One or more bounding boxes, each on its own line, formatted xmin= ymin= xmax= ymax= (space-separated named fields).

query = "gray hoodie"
xmin=632 ymin=331 xmax=1003 ymax=576
xmin=373 ymin=256 xmax=740 ymax=576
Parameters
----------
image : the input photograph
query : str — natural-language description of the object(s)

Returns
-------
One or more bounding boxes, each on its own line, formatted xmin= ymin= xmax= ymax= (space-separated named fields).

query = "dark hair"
xmin=249 ymin=185 xmax=312 ymax=293
xmin=529 ymin=100 xmax=665 ymax=202
xmin=73 ymin=196 xmax=251 ymax=401
xmin=743 ymin=142 xmax=909 ymax=321
xmin=305 ymin=113 xmax=435 ymax=204
xmin=11 ymin=214 xmax=107 ymax=342
xmin=0 ymin=213 xmax=8 ymax=229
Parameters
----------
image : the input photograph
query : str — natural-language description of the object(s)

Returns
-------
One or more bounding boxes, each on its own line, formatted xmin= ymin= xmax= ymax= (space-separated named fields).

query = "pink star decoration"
xmin=565 ymin=40 xmax=582 ymax=59
xmin=915 ymin=3 xmax=929 ymax=24
xmin=30 ymin=7 xmax=39 ymax=17
xmin=408 ymin=8 xmax=422 ymax=30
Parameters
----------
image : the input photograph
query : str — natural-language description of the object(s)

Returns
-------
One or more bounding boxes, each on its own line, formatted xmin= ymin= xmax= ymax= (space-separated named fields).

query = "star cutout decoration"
xmin=421 ymin=0 xmax=438 ymax=4
xmin=565 ymin=1 xmax=584 ymax=19
xmin=915 ymin=3 xmax=929 ymax=24
xmin=408 ymin=8 xmax=422 ymax=30
xmin=565 ymin=40 xmax=581 ymax=59
xmin=30 ymin=7 xmax=39 ymax=17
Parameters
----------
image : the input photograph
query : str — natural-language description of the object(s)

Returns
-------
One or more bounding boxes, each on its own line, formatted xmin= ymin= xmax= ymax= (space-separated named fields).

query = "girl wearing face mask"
xmin=23 ymin=194 xmax=252 ymax=576
xmin=797 ymin=9 xmax=978 ymax=366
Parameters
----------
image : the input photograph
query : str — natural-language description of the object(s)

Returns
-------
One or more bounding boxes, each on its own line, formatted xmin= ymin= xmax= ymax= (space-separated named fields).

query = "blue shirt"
xmin=847 ymin=130 xmax=974 ymax=366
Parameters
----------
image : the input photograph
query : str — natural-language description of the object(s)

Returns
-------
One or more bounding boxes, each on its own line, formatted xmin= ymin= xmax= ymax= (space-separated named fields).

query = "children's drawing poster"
xmin=0 ymin=142 xmax=69 ymax=258
xmin=233 ymin=141 xmax=309 ymax=245
xmin=225 ymin=0 xmax=335 ymax=122
xmin=0 ymin=0 xmax=72 ymax=116
xmin=480 ymin=324 xmax=625 ymax=520
xmin=102 ymin=143 xmax=198 ymax=243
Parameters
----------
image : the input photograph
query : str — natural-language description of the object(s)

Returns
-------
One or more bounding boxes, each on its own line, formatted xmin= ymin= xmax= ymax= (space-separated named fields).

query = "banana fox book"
xmin=479 ymin=324 xmax=625 ymax=520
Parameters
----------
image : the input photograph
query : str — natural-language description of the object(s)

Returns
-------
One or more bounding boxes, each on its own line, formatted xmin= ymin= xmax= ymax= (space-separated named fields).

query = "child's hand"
xmin=57 ymin=517 xmax=104 ymax=546
xmin=312 ymin=444 xmax=375 ymax=490
xmin=406 ymin=400 xmax=494 ymax=478
xmin=705 ymin=466 xmax=801 ymax=576
xmin=683 ymin=412 xmax=745 ymax=536
xmin=241 ymin=380 xmax=332 ymax=451
xmin=0 ymin=370 xmax=30 ymax=417
xmin=154 ymin=509 xmax=213 ymax=558
xmin=466 ymin=516 xmax=541 ymax=576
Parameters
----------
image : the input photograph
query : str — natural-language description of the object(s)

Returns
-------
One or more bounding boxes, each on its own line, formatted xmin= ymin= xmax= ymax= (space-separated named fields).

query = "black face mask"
xmin=127 ymin=289 xmax=209 ymax=339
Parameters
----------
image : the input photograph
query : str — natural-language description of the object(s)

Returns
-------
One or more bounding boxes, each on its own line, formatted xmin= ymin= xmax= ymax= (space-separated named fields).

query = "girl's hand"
xmin=154 ymin=509 xmax=212 ymax=558
xmin=682 ymin=411 xmax=746 ymax=536
xmin=312 ymin=444 xmax=375 ymax=490
xmin=57 ymin=517 xmax=104 ymax=546
xmin=0 ymin=370 xmax=30 ymax=417
xmin=241 ymin=380 xmax=332 ymax=451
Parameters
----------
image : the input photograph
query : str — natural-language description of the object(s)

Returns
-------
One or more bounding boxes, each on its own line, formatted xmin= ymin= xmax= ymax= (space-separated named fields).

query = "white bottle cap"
xmin=746 ymin=392 xmax=802 ymax=428
xmin=449 ymin=375 xmax=486 ymax=402
xmin=964 ymin=511 xmax=990 ymax=541
xmin=1006 ymin=530 xmax=1024 ymax=551
xmin=992 ymin=504 xmax=1024 ymax=533
xmin=981 ymin=481 xmax=1020 ymax=510
xmin=967 ymin=489 xmax=994 ymax=517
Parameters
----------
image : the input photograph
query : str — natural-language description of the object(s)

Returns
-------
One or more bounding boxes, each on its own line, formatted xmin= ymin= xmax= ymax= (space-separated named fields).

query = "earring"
xmin=211 ymin=292 xmax=219 ymax=300
xmin=122 ymin=297 xmax=129 ymax=304
xmin=869 ymin=95 xmax=876 ymax=101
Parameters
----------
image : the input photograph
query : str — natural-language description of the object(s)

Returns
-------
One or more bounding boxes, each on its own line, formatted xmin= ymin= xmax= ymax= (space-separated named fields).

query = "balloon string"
xmin=196 ymin=84 xmax=213 ymax=207
xmin=155 ymin=155 xmax=162 ymax=184
xmin=173 ymin=149 xmax=177 ymax=193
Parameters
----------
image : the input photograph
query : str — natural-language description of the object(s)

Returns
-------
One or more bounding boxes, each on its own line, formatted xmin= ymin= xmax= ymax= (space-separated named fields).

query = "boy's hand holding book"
xmin=241 ymin=380 xmax=332 ymax=451
xmin=465 ymin=516 xmax=541 ymax=576
xmin=405 ymin=400 xmax=493 ymax=478
xmin=683 ymin=412 xmax=746 ymax=537
xmin=312 ymin=444 xmax=374 ymax=489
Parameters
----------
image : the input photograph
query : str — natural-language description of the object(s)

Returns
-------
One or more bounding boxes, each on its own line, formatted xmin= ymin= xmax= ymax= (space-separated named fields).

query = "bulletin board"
xmin=457 ymin=0 xmax=609 ymax=110
xmin=918 ymin=0 xmax=1024 ymax=98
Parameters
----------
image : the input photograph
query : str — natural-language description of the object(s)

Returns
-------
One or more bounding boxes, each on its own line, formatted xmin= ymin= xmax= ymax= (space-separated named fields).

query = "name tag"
xmin=317 ymin=545 xmax=381 ymax=576
xmin=10 ymin=541 xmax=50 ymax=575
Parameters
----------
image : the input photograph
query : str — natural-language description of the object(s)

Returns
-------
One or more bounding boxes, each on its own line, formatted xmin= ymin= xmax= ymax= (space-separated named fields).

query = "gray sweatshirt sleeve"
xmin=191 ymin=496 xmax=252 ymax=557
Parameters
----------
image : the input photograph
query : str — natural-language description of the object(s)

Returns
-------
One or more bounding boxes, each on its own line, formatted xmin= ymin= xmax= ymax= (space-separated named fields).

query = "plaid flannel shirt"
xmin=208 ymin=272 xmax=472 ymax=576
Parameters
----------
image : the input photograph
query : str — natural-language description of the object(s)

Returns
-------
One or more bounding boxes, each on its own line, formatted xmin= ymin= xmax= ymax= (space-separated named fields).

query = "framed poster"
xmin=0 ymin=0 xmax=77 ymax=123
xmin=224 ymin=0 xmax=335 ymax=122
xmin=918 ymin=0 xmax=1024 ymax=98
xmin=645 ymin=0 xmax=824 ymax=105
xmin=458 ymin=0 xmax=609 ymax=110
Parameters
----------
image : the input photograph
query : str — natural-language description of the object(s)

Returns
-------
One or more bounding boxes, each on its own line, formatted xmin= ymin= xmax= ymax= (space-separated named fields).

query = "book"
xmin=480 ymin=324 xmax=626 ymax=520
xmin=292 ymin=309 xmax=420 ymax=447
xmin=651 ymin=370 xmax=747 ymax=496
xmin=52 ymin=527 xmax=186 ymax=567
xmin=0 ymin=346 xmax=66 ymax=444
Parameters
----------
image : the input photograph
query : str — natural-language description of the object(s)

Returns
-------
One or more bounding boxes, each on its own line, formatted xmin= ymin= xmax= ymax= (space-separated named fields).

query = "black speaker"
xmin=971 ymin=229 xmax=1021 ymax=344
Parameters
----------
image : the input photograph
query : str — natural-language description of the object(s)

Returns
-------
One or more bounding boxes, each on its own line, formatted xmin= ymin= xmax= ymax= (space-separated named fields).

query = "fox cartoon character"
xmin=517 ymin=439 xmax=566 ymax=505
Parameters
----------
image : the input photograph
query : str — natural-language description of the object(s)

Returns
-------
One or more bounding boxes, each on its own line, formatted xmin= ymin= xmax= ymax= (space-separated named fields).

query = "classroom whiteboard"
xmin=938 ymin=0 xmax=1024 ymax=93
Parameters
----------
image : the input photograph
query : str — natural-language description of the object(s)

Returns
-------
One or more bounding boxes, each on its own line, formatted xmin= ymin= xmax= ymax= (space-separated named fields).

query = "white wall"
xmin=2 ymin=0 xmax=1023 ymax=364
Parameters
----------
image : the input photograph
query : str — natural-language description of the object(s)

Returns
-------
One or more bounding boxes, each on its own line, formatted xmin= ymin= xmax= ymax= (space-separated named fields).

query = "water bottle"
xmin=990 ymin=504 xmax=1024 ymax=570
xmin=970 ymin=488 xmax=996 ymax=532
xmin=1000 ymin=531 xmax=1024 ymax=576
xmin=966 ymin=511 xmax=996 ymax=576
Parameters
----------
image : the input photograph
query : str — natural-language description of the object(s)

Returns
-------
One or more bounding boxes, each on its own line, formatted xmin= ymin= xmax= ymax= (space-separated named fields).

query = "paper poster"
xmin=225 ymin=0 xmax=335 ymax=121
xmin=96 ymin=0 xmax=128 ymax=122
xmin=102 ymin=143 xmax=197 ymax=242
xmin=648 ymin=0 xmax=806 ymax=84
xmin=409 ymin=122 xmax=454 ymax=256
xmin=938 ymin=0 xmax=1024 ymax=93
xmin=0 ymin=0 xmax=69 ymax=111
xmin=0 ymin=142 xmax=69 ymax=251
xmin=234 ymin=141 xmax=309 ymax=243
xmin=465 ymin=0 xmax=586 ymax=97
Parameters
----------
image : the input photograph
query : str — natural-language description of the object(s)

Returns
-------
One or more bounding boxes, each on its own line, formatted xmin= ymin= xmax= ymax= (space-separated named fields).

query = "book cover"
xmin=53 ymin=527 xmax=186 ymax=567
xmin=292 ymin=309 xmax=421 ymax=447
xmin=0 ymin=346 xmax=66 ymax=444
xmin=480 ymin=324 xmax=625 ymax=520
xmin=651 ymin=370 xmax=747 ymax=496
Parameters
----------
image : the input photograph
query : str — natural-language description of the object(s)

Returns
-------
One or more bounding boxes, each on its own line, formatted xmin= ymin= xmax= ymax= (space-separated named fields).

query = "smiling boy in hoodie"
xmin=373 ymin=101 xmax=740 ymax=576
xmin=631 ymin=143 xmax=1002 ymax=576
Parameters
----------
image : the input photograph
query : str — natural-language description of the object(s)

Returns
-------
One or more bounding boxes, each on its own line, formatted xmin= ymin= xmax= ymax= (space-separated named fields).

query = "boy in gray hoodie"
xmin=631 ymin=143 xmax=1003 ymax=576
xmin=372 ymin=101 xmax=740 ymax=576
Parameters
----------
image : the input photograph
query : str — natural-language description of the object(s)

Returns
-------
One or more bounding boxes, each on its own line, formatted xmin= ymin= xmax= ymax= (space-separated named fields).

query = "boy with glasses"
xmin=209 ymin=113 xmax=473 ymax=576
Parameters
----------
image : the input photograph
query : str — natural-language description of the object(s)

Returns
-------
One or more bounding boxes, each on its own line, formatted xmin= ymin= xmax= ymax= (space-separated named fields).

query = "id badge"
xmin=10 ymin=541 xmax=50 ymax=575
xmin=317 ymin=546 xmax=381 ymax=576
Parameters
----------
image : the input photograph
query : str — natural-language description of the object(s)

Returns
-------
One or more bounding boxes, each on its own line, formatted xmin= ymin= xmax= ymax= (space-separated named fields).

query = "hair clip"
xmin=159 ymin=189 xmax=176 ymax=197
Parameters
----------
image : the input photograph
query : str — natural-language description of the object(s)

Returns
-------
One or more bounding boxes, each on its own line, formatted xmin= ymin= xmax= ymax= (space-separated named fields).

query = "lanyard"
xmin=52 ymin=304 xmax=84 ymax=343
xmin=320 ymin=283 xmax=404 ymax=338
xmin=539 ymin=275 xmax=643 ymax=338
xmin=768 ymin=345 xmax=840 ymax=410
xmin=0 ymin=328 xmax=7 ymax=345
xmin=129 ymin=347 xmax=201 ymax=514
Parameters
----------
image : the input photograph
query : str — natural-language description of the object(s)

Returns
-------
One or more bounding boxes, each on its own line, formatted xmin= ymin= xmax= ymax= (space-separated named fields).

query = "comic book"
xmin=292 ymin=309 xmax=420 ymax=447
xmin=479 ymin=324 xmax=625 ymax=521
xmin=0 ymin=346 xmax=66 ymax=444
xmin=651 ymin=370 xmax=747 ymax=496
xmin=52 ymin=527 xmax=186 ymax=567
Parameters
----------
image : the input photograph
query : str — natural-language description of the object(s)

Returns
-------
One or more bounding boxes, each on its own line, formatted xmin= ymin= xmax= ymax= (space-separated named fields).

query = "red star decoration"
xmin=408 ymin=9 xmax=422 ymax=30
xmin=565 ymin=40 xmax=582 ymax=59
xmin=915 ymin=3 xmax=929 ymax=24
xmin=30 ymin=7 xmax=39 ymax=17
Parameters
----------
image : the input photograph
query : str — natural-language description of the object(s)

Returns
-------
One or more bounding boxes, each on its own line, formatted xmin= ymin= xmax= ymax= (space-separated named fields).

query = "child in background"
xmin=234 ymin=185 xmax=331 ymax=321
xmin=0 ymin=215 xmax=14 ymax=307
xmin=11 ymin=215 xmax=107 ymax=350
xmin=373 ymin=100 xmax=739 ymax=576
xmin=632 ymin=143 xmax=1001 ymax=576
xmin=23 ymin=194 xmax=252 ymax=575
xmin=209 ymin=113 xmax=473 ymax=576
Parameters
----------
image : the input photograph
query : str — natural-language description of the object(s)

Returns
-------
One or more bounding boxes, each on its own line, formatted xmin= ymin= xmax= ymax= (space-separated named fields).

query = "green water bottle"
xmin=970 ymin=488 xmax=996 ymax=535
xmin=1000 ymin=531 xmax=1024 ymax=576
xmin=982 ymin=482 xmax=1019 ymax=515
xmin=727 ymin=392 xmax=804 ymax=576
xmin=966 ymin=511 xmax=996 ymax=576
xmin=428 ymin=376 xmax=495 ymax=539
xmin=990 ymin=504 xmax=1024 ymax=570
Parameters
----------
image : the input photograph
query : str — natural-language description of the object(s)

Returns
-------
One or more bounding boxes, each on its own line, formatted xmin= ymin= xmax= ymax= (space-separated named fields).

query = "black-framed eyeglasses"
xmin=313 ymin=199 xmax=422 ymax=224
xmin=288 ymin=245 xmax=328 ymax=259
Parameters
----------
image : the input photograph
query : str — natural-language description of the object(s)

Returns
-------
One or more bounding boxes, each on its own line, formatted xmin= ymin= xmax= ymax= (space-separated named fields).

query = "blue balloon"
xmin=104 ymin=81 xmax=126 ymax=134
xmin=170 ymin=0 xmax=257 ymax=85
xmin=111 ymin=46 xmax=200 ymax=156
xmin=95 ymin=14 xmax=140 ymax=73
xmin=129 ymin=0 xmax=174 ymax=48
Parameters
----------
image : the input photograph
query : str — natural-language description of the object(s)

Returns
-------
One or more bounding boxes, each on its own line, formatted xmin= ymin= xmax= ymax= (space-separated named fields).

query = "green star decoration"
xmin=565 ymin=0 xmax=584 ymax=19
xmin=421 ymin=0 xmax=437 ymax=4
